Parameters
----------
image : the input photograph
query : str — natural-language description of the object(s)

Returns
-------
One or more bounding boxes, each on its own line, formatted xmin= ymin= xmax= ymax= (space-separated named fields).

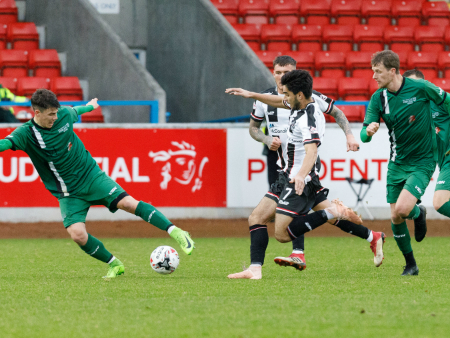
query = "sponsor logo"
xmin=439 ymin=87 xmax=443 ymax=96
xmin=394 ymin=234 xmax=406 ymax=238
xmin=58 ymin=123 xmax=69 ymax=133
xmin=408 ymin=115 xmax=416 ymax=123
xmin=109 ymin=187 xmax=117 ymax=195
xmin=403 ymin=97 xmax=416 ymax=105
xmin=271 ymin=128 xmax=287 ymax=134
xmin=267 ymin=111 xmax=275 ymax=115
xmin=148 ymin=210 xmax=156 ymax=222
xmin=279 ymin=200 xmax=289 ymax=205
xmin=185 ymin=235 xmax=192 ymax=248
xmin=415 ymin=185 xmax=422 ymax=194
xmin=287 ymin=138 xmax=302 ymax=143
xmin=432 ymin=111 xmax=440 ymax=118
xmin=437 ymin=181 xmax=445 ymax=184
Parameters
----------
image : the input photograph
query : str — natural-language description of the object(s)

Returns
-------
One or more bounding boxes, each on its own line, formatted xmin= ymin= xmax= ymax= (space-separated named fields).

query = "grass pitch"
xmin=1 ymin=237 xmax=450 ymax=338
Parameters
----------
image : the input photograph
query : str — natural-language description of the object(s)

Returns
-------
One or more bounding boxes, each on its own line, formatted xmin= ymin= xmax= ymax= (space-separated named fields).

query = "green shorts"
xmin=435 ymin=162 xmax=450 ymax=191
xmin=59 ymin=171 xmax=128 ymax=228
xmin=386 ymin=161 xmax=435 ymax=204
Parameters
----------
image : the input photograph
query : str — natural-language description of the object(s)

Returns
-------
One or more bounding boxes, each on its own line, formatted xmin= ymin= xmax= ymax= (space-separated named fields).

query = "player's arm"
xmin=422 ymin=80 xmax=450 ymax=114
xmin=290 ymin=143 xmax=318 ymax=195
xmin=0 ymin=138 xmax=13 ymax=152
xmin=225 ymin=88 xmax=286 ymax=109
xmin=249 ymin=119 xmax=281 ymax=151
xmin=329 ymin=105 xmax=359 ymax=152
xmin=360 ymin=95 xmax=381 ymax=143
xmin=73 ymin=98 xmax=99 ymax=115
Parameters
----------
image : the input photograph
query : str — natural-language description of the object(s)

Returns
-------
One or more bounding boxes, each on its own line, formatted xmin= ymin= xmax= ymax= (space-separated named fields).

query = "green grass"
xmin=1 ymin=237 xmax=450 ymax=338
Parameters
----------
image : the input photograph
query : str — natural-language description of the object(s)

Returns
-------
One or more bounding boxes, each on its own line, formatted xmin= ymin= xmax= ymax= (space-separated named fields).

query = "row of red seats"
xmin=213 ymin=0 xmax=449 ymax=26
xmin=257 ymin=50 xmax=450 ymax=80
xmin=0 ymin=22 xmax=39 ymax=50
xmin=0 ymin=76 xmax=83 ymax=100
xmin=0 ymin=0 xmax=18 ymax=24
xmin=235 ymin=23 xmax=450 ymax=53
xmin=0 ymin=49 xmax=61 ymax=77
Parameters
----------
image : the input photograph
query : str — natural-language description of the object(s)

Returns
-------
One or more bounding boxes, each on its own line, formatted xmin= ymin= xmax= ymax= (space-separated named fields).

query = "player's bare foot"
xmin=227 ymin=265 xmax=262 ymax=279
xmin=326 ymin=199 xmax=363 ymax=225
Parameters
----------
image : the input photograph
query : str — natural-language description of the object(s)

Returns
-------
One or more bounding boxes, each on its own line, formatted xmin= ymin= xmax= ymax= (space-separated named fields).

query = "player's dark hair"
xmin=371 ymin=50 xmax=400 ymax=74
xmin=403 ymin=69 xmax=425 ymax=79
xmin=280 ymin=69 xmax=313 ymax=98
xmin=273 ymin=55 xmax=297 ymax=69
xmin=31 ymin=89 xmax=60 ymax=112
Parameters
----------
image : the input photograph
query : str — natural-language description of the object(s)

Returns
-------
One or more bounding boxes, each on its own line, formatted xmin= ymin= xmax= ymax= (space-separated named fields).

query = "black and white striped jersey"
xmin=283 ymin=99 xmax=326 ymax=180
xmin=250 ymin=87 xmax=334 ymax=169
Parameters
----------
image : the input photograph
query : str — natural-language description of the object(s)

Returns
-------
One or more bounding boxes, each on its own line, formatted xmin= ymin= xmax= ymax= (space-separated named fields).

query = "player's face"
xmin=273 ymin=64 xmax=295 ymax=92
xmin=36 ymin=107 xmax=58 ymax=128
xmin=282 ymin=85 xmax=301 ymax=110
xmin=372 ymin=63 xmax=396 ymax=89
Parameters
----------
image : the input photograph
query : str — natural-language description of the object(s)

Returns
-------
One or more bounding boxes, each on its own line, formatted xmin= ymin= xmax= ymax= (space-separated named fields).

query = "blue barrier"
xmin=0 ymin=100 xmax=160 ymax=123
xmin=203 ymin=101 xmax=370 ymax=123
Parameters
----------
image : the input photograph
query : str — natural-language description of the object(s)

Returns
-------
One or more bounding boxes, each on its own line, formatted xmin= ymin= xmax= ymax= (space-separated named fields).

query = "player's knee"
xmin=394 ymin=204 xmax=410 ymax=219
xmin=117 ymin=196 xmax=138 ymax=213
xmin=274 ymin=230 xmax=290 ymax=243
xmin=69 ymin=228 xmax=88 ymax=245
xmin=433 ymin=196 xmax=444 ymax=211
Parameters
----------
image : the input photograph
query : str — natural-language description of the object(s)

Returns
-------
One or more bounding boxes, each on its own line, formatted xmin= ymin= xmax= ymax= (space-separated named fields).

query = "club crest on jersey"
xmin=67 ymin=142 xmax=72 ymax=151
xmin=320 ymin=94 xmax=328 ymax=101
xmin=309 ymin=126 xmax=318 ymax=133
xmin=436 ymin=126 xmax=442 ymax=134
xmin=409 ymin=115 xmax=416 ymax=123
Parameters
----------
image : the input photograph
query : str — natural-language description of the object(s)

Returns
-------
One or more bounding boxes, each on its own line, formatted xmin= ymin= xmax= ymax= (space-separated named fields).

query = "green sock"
xmin=391 ymin=221 xmax=412 ymax=255
xmin=437 ymin=200 xmax=450 ymax=217
xmin=79 ymin=234 xmax=113 ymax=263
xmin=406 ymin=205 xmax=420 ymax=220
xmin=135 ymin=201 xmax=172 ymax=231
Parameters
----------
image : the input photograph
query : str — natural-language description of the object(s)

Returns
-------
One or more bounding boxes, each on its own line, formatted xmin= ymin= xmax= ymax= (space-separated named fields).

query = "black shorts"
xmin=274 ymin=172 xmax=329 ymax=217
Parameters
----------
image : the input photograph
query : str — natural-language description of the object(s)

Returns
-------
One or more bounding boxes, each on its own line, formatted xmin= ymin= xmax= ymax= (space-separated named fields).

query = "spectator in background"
xmin=0 ymin=84 xmax=28 ymax=123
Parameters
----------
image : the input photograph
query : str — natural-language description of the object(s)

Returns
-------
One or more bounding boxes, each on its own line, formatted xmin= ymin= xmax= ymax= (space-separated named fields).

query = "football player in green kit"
xmin=0 ymin=89 xmax=195 ymax=278
xmin=361 ymin=51 xmax=450 ymax=276
xmin=403 ymin=70 xmax=450 ymax=228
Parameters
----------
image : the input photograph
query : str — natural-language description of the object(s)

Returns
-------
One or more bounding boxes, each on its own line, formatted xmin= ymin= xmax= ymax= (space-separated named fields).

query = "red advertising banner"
xmin=0 ymin=128 xmax=227 ymax=207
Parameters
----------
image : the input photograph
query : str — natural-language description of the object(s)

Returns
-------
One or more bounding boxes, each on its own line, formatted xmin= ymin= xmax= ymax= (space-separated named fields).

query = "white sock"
xmin=167 ymin=225 xmax=176 ymax=234
xmin=108 ymin=256 xmax=116 ymax=264
xmin=366 ymin=231 xmax=374 ymax=242
xmin=292 ymin=250 xmax=304 ymax=254
xmin=324 ymin=209 xmax=335 ymax=220
xmin=249 ymin=264 xmax=262 ymax=268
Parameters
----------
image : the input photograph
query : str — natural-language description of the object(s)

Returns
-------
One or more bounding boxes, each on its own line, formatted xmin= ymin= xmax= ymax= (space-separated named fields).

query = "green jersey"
xmin=5 ymin=106 xmax=101 ymax=198
xmin=431 ymin=101 xmax=450 ymax=169
xmin=363 ymin=77 xmax=447 ymax=165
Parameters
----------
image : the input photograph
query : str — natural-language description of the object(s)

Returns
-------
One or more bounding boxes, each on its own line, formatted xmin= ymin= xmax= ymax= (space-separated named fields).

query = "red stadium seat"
xmin=300 ymin=0 xmax=330 ymax=25
xmin=232 ymin=24 xmax=262 ymax=51
xmin=396 ymin=51 xmax=408 ymax=75
xmin=338 ymin=78 xmax=370 ymax=100
xmin=0 ymin=76 xmax=17 ymax=92
xmin=444 ymin=26 xmax=450 ymax=52
xmin=391 ymin=0 xmax=422 ymax=27
xmin=239 ymin=0 xmax=270 ymax=24
xmin=422 ymin=1 xmax=450 ymax=26
xmin=255 ymin=50 xmax=283 ymax=70
xmin=0 ymin=24 xmax=7 ymax=50
xmin=415 ymin=26 xmax=446 ymax=53
xmin=354 ymin=25 xmax=384 ymax=53
xmin=322 ymin=25 xmax=354 ymax=53
xmin=51 ymin=77 xmax=83 ymax=101
xmin=80 ymin=106 xmax=104 ymax=123
xmin=407 ymin=52 xmax=438 ymax=80
xmin=361 ymin=0 xmax=392 ymax=27
xmin=0 ymin=0 xmax=18 ymax=24
xmin=211 ymin=0 xmax=240 ymax=24
xmin=7 ymin=23 xmax=39 ymax=50
xmin=270 ymin=0 xmax=300 ymax=25
xmin=289 ymin=51 xmax=315 ymax=75
xmin=438 ymin=52 xmax=450 ymax=79
xmin=430 ymin=78 xmax=450 ymax=93
xmin=28 ymin=49 xmax=61 ymax=78
xmin=315 ymin=52 xmax=346 ymax=78
xmin=338 ymin=105 xmax=365 ymax=122
xmin=369 ymin=78 xmax=380 ymax=95
xmin=292 ymin=24 xmax=323 ymax=53
xmin=312 ymin=77 xmax=338 ymax=99
xmin=331 ymin=0 xmax=362 ymax=25
xmin=0 ymin=50 xmax=28 ymax=77
xmin=346 ymin=51 xmax=373 ymax=78
xmin=17 ymin=77 xmax=51 ymax=97
xmin=261 ymin=24 xmax=293 ymax=51
xmin=384 ymin=26 xmax=415 ymax=53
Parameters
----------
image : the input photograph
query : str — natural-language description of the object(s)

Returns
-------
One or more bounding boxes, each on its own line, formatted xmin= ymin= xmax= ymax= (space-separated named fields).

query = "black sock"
xmin=333 ymin=220 xmax=371 ymax=240
xmin=287 ymin=210 xmax=328 ymax=240
xmin=292 ymin=235 xmax=304 ymax=251
xmin=249 ymin=224 xmax=269 ymax=265
xmin=404 ymin=251 xmax=416 ymax=267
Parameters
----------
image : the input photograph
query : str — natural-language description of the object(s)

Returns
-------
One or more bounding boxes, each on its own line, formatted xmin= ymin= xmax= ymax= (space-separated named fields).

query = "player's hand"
xmin=87 ymin=98 xmax=99 ymax=109
xmin=346 ymin=134 xmax=360 ymax=152
xmin=225 ymin=88 xmax=253 ymax=98
xmin=366 ymin=122 xmax=379 ymax=137
xmin=268 ymin=137 xmax=282 ymax=151
xmin=290 ymin=175 xmax=305 ymax=195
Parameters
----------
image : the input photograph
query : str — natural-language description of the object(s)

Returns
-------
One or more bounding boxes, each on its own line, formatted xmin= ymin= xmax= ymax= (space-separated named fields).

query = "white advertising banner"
xmin=89 ymin=0 xmax=120 ymax=14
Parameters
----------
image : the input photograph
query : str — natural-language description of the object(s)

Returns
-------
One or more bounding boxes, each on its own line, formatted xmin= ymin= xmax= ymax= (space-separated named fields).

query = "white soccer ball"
xmin=150 ymin=246 xmax=180 ymax=274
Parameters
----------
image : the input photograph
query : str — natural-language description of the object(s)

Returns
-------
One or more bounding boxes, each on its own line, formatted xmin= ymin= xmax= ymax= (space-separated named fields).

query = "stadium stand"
xmin=422 ymin=1 xmax=450 ymax=26
xmin=313 ymin=77 xmax=338 ymax=99
xmin=384 ymin=25 xmax=415 ymax=53
xmin=322 ymin=24 xmax=354 ymax=52
xmin=338 ymin=105 xmax=366 ymax=122
xmin=289 ymin=51 xmax=315 ymax=75
xmin=232 ymin=23 xmax=262 ymax=51
xmin=270 ymin=0 xmax=300 ymax=25
xmin=17 ymin=77 xmax=50 ymax=97
xmin=431 ymin=78 xmax=450 ymax=92
xmin=50 ymin=76 xmax=83 ymax=101
xmin=415 ymin=25 xmax=446 ymax=52
xmin=261 ymin=23 xmax=293 ymax=51
xmin=292 ymin=24 xmax=323 ymax=53
xmin=28 ymin=49 xmax=62 ymax=78
xmin=331 ymin=0 xmax=362 ymax=25
xmin=438 ymin=51 xmax=450 ymax=79
xmin=338 ymin=77 xmax=370 ymax=101
xmin=300 ymin=0 xmax=331 ymax=25
xmin=346 ymin=51 xmax=373 ymax=78
xmin=0 ymin=23 xmax=7 ymax=49
xmin=255 ymin=50 xmax=282 ymax=70
xmin=408 ymin=52 xmax=439 ymax=79
xmin=7 ymin=22 xmax=39 ymax=50
xmin=80 ymin=106 xmax=104 ymax=123
xmin=361 ymin=0 xmax=392 ymax=26
xmin=239 ymin=0 xmax=270 ymax=24
xmin=0 ymin=0 xmax=17 ymax=24
xmin=392 ymin=0 xmax=423 ymax=27
xmin=315 ymin=51 xmax=346 ymax=78
xmin=0 ymin=76 xmax=17 ymax=92
xmin=354 ymin=25 xmax=384 ymax=53
xmin=211 ymin=0 xmax=239 ymax=24
xmin=0 ymin=49 xmax=28 ymax=77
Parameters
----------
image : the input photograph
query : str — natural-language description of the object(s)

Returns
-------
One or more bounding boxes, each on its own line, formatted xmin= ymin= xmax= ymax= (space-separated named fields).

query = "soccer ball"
xmin=150 ymin=246 xmax=180 ymax=274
